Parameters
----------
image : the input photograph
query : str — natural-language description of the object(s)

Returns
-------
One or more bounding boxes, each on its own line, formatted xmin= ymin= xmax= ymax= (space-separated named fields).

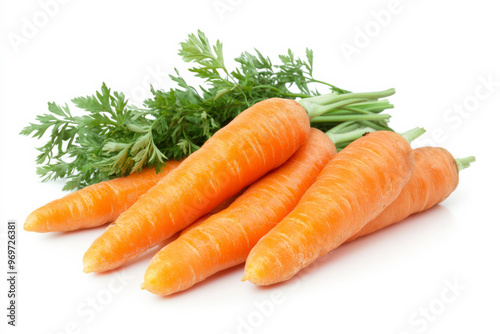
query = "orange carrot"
xmin=346 ymin=147 xmax=474 ymax=242
xmin=180 ymin=193 xmax=242 ymax=236
xmin=243 ymin=130 xmax=415 ymax=285
xmin=24 ymin=161 xmax=181 ymax=233
xmin=142 ymin=128 xmax=336 ymax=295
xmin=83 ymin=98 xmax=310 ymax=273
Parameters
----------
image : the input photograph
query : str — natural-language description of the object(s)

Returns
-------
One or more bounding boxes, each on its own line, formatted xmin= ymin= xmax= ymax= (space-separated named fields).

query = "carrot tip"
xmin=23 ymin=215 xmax=40 ymax=232
xmin=23 ymin=222 xmax=34 ymax=232
xmin=241 ymin=274 xmax=248 ymax=282
xmin=82 ymin=258 xmax=96 ymax=274
xmin=141 ymin=282 xmax=168 ymax=295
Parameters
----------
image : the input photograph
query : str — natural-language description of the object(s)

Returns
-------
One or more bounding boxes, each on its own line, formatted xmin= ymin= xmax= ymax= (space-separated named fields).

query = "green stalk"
xmin=322 ymin=102 xmax=393 ymax=116
xmin=310 ymin=114 xmax=391 ymax=123
xmin=326 ymin=127 xmax=376 ymax=145
xmin=300 ymin=91 xmax=339 ymax=105
xmin=399 ymin=127 xmax=426 ymax=143
xmin=298 ymin=89 xmax=396 ymax=119
xmin=456 ymin=156 xmax=476 ymax=171
xmin=325 ymin=121 xmax=357 ymax=134
xmin=358 ymin=120 xmax=393 ymax=131
xmin=343 ymin=100 xmax=394 ymax=113
xmin=334 ymin=123 xmax=365 ymax=133
xmin=314 ymin=98 xmax=374 ymax=116
xmin=302 ymin=88 xmax=395 ymax=106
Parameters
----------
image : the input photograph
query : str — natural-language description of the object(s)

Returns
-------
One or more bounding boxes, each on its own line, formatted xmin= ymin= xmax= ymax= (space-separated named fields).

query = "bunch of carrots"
xmin=25 ymin=95 xmax=474 ymax=296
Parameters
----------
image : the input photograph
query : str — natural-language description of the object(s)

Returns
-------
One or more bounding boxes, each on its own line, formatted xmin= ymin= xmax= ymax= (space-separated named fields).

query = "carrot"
xmin=180 ymin=193 xmax=242 ymax=236
xmin=346 ymin=147 xmax=475 ymax=242
xmin=142 ymin=128 xmax=336 ymax=295
xmin=83 ymin=98 xmax=310 ymax=273
xmin=243 ymin=130 xmax=418 ymax=285
xmin=23 ymin=161 xmax=181 ymax=233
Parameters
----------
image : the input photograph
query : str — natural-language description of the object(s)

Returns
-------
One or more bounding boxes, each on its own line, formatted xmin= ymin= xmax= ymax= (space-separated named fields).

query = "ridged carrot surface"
xmin=83 ymin=98 xmax=310 ymax=273
xmin=346 ymin=147 xmax=459 ymax=242
xmin=180 ymin=194 xmax=241 ymax=236
xmin=24 ymin=161 xmax=181 ymax=233
xmin=142 ymin=128 xmax=336 ymax=295
xmin=243 ymin=131 xmax=415 ymax=285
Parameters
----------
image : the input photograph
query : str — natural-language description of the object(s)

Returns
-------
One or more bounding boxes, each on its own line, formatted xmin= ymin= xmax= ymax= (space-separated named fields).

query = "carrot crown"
xmin=324 ymin=125 xmax=375 ymax=149
xmin=293 ymin=88 xmax=397 ymax=149
xmin=299 ymin=88 xmax=396 ymax=120
xmin=456 ymin=156 xmax=476 ymax=171
xmin=323 ymin=126 xmax=426 ymax=150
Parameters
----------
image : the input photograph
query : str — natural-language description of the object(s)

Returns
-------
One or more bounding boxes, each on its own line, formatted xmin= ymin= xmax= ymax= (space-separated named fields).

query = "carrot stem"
xmin=299 ymin=88 xmax=396 ymax=121
xmin=310 ymin=114 xmax=391 ymax=123
xmin=328 ymin=121 xmax=357 ymax=133
xmin=399 ymin=127 xmax=426 ymax=143
xmin=343 ymin=100 xmax=394 ymax=114
xmin=306 ymin=98 xmax=370 ymax=117
xmin=355 ymin=120 xmax=390 ymax=131
xmin=326 ymin=127 xmax=375 ymax=145
xmin=456 ymin=156 xmax=476 ymax=171
xmin=302 ymin=88 xmax=396 ymax=106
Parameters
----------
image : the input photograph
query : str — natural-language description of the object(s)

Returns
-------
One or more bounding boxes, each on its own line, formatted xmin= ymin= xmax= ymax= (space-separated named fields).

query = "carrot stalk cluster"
xmin=25 ymin=96 xmax=474 ymax=296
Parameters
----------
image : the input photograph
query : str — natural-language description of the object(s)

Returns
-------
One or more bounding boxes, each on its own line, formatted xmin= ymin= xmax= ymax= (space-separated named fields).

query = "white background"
xmin=1 ymin=0 xmax=499 ymax=333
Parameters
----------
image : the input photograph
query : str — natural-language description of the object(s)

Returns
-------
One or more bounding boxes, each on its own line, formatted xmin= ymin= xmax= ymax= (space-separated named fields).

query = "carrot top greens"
xmin=21 ymin=30 xmax=395 ymax=190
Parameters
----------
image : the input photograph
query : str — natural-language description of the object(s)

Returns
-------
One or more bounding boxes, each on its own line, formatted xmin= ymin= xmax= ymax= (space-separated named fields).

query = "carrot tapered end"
xmin=23 ymin=220 xmax=36 ymax=232
xmin=243 ymin=262 xmax=274 ymax=286
xmin=83 ymin=243 xmax=115 ymax=273
xmin=141 ymin=280 xmax=168 ymax=295
xmin=82 ymin=263 xmax=94 ymax=273
xmin=242 ymin=268 xmax=262 ymax=285
xmin=82 ymin=253 xmax=99 ymax=274
xmin=23 ymin=213 xmax=43 ymax=232
xmin=141 ymin=274 xmax=168 ymax=295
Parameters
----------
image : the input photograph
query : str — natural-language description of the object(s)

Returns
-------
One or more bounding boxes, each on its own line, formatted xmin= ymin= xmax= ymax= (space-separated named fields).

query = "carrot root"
xmin=83 ymin=98 xmax=310 ymax=273
xmin=141 ymin=129 xmax=336 ymax=295
xmin=244 ymin=131 xmax=415 ymax=285
xmin=24 ymin=162 xmax=181 ymax=233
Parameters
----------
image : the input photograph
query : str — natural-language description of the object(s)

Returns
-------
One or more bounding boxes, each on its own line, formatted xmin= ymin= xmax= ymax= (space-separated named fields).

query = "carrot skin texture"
xmin=180 ymin=194 xmax=241 ymax=236
xmin=83 ymin=98 xmax=310 ymax=273
xmin=142 ymin=129 xmax=336 ymax=295
xmin=24 ymin=162 xmax=181 ymax=233
xmin=244 ymin=131 xmax=415 ymax=285
xmin=347 ymin=147 xmax=459 ymax=242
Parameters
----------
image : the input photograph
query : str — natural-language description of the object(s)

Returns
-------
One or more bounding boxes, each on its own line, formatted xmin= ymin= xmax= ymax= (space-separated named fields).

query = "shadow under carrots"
xmin=251 ymin=204 xmax=456 ymax=292
xmin=42 ymin=203 xmax=456 ymax=295
xmin=40 ymin=219 xmax=179 ymax=276
xmin=143 ymin=204 xmax=457 ymax=298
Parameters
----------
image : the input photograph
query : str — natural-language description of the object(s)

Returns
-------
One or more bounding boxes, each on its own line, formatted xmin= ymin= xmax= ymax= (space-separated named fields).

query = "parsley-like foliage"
xmin=21 ymin=30 xmax=391 ymax=190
